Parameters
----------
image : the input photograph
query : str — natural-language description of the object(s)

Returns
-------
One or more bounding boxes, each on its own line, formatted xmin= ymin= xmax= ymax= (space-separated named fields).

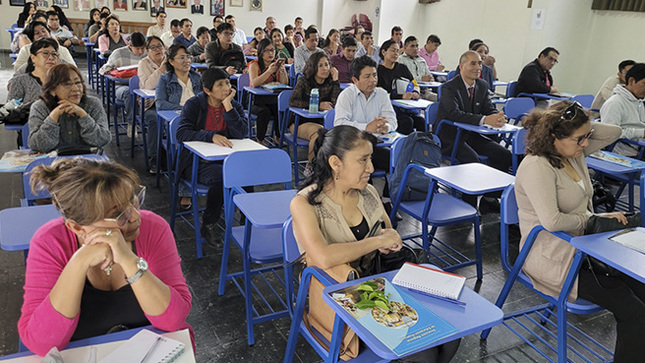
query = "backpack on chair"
xmin=387 ymin=131 xmax=442 ymax=201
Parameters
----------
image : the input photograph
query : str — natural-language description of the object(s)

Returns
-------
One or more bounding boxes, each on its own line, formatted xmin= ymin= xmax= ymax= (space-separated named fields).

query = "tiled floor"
xmin=0 ymin=50 xmax=621 ymax=362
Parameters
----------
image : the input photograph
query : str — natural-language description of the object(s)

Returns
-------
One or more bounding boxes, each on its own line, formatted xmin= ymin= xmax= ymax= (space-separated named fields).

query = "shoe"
xmin=180 ymin=197 xmax=192 ymax=211
xmin=149 ymin=164 xmax=157 ymax=175
xmin=479 ymin=198 xmax=501 ymax=215
xmin=201 ymin=222 xmax=222 ymax=246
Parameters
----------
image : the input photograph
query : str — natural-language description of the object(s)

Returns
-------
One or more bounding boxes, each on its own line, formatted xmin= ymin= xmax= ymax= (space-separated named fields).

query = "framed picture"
xmin=229 ymin=0 xmax=241 ymax=7
xmin=132 ymin=0 xmax=147 ymax=10
xmin=190 ymin=0 xmax=203 ymax=14
xmin=249 ymin=0 xmax=260 ymax=11
xmin=113 ymin=0 xmax=127 ymax=10
xmin=150 ymin=0 xmax=163 ymax=16
xmin=75 ymin=0 xmax=90 ymax=11
xmin=209 ymin=0 xmax=223 ymax=15
xmin=94 ymin=0 xmax=108 ymax=9
xmin=34 ymin=0 xmax=49 ymax=8
xmin=52 ymin=0 xmax=68 ymax=7
xmin=166 ymin=0 xmax=186 ymax=9
xmin=10 ymin=0 xmax=25 ymax=6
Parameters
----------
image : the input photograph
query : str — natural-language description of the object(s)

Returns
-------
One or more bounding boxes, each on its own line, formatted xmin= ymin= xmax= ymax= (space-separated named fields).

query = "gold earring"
xmin=335 ymin=173 xmax=339 ymax=180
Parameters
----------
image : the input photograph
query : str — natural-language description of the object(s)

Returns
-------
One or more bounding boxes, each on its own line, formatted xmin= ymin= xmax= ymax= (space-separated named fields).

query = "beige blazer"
xmin=515 ymin=122 xmax=621 ymax=301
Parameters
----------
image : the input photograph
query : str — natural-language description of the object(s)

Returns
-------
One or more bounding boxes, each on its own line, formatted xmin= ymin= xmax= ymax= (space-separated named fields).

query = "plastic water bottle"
xmin=0 ymin=98 xmax=22 ymax=118
xmin=309 ymin=88 xmax=319 ymax=114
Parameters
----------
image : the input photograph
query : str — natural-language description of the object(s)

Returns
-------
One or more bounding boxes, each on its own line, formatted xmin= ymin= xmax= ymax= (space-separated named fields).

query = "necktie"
xmin=545 ymin=71 xmax=551 ymax=87
xmin=468 ymin=86 xmax=474 ymax=103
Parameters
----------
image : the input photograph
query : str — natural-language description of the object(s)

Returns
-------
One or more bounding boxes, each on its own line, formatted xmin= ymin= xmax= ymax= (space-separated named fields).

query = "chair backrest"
xmin=424 ymin=102 xmax=439 ymax=132
xmin=223 ymin=148 xmax=292 ymax=189
xmin=277 ymin=90 xmax=293 ymax=139
xmin=169 ymin=116 xmax=181 ymax=150
xmin=295 ymin=72 xmax=303 ymax=87
xmin=129 ymin=75 xmax=140 ymax=92
xmin=572 ymin=94 xmax=594 ymax=109
xmin=323 ymin=109 xmax=335 ymax=129
xmin=505 ymin=81 xmax=517 ymax=98
xmin=504 ymin=97 xmax=535 ymax=124
xmin=282 ymin=217 xmax=300 ymax=264
xmin=21 ymin=123 xmax=29 ymax=149
xmin=288 ymin=63 xmax=297 ymax=86
xmin=500 ymin=184 xmax=517 ymax=273
xmin=237 ymin=72 xmax=250 ymax=103
xmin=436 ymin=84 xmax=442 ymax=99
xmin=446 ymin=70 xmax=456 ymax=81
xmin=511 ymin=128 xmax=528 ymax=174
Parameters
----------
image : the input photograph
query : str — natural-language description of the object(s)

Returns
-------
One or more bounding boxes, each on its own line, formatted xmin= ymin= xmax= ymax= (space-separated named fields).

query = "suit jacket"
xmin=435 ymin=75 xmax=497 ymax=154
xmin=191 ymin=4 xmax=203 ymax=13
xmin=514 ymin=59 xmax=552 ymax=96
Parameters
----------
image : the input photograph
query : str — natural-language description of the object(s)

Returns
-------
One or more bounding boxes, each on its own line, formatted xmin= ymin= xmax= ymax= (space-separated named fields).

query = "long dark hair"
xmin=88 ymin=8 xmax=100 ymax=26
xmin=524 ymin=100 xmax=590 ymax=168
xmin=302 ymin=51 xmax=331 ymax=82
xmin=40 ymin=64 xmax=87 ymax=110
xmin=301 ymin=125 xmax=377 ymax=205
xmin=256 ymin=38 xmax=273 ymax=72
xmin=322 ymin=28 xmax=339 ymax=49
xmin=166 ymin=44 xmax=188 ymax=73
xmin=21 ymin=2 xmax=35 ymax=17
xmin=250 ymin=26 xmax=263 ymax=47
xmin=26 ymin=37 xmax=58 ymax=73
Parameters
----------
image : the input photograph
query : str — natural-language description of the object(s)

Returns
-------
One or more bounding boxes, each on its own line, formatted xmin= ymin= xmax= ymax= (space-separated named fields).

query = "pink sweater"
xmin=18 ymin=210 xmax=192 ymax=356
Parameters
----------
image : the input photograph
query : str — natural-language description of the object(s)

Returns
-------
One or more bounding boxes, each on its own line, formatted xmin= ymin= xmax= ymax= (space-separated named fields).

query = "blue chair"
xmin=446 ymin=70 xmax=457 ymax=81
xmin=0 ymin=204 xmax=60 ymax=260
xmin=288 ymin=63 xmax=297 ymax=87
xmin=424 ymin=102 xmax=438 ymax=132
xmin=20 ymin=123 xmax=29 ymax=150
xmin=276 ymin=89 xmax=293 ymax=147
xmin=238 ymin=73 xmax=260 ymax=139
xmin=128 ymin=76 xmax=149 ymax=170
xmin=388 ymin=135 xmax=484 ymax=279
xmin=503 ymin=97 xmax=534 ymax=125
xmin=106 ymin=76 xmax=128 ymax=147
xmin=218 ymin=148 xmax=293 ymax=345
xmin=168 ymin=118 xmax=210 ymax=258
xmin=282 ymin=218 xmax=388 ymax=363
xmin=572 ymin=94 xmax=594 ymax=109
xmin=434 ymin=119 xmax=488 ymax=166
xmin=505 ymin=81 xmax=517 ymax=99
xmin=481 ymin=184 xmax=611 ymax=363
xmin=510 ymin=128 xmax=527 ymax=175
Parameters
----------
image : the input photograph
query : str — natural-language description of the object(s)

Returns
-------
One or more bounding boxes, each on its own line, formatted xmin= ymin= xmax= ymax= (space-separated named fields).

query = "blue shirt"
xmin=173 ymin=34 xmax=196 ymax=47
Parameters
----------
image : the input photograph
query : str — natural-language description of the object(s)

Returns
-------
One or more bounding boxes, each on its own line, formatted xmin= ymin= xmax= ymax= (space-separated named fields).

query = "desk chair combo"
xmin=128 ymin=75 xmax=150 ymax=171
xmin=481 ymin=184 xmax=613 ymax=363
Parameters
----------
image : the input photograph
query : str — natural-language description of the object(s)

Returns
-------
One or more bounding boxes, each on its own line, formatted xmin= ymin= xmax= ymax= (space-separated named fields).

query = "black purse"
xmin=583 ymin=212 xmax=641 ymax=277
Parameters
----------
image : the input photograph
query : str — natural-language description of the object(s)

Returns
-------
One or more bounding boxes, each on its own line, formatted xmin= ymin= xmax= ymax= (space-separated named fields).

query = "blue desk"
xmin=322 ymin=270 xmax=503 ymax=361
xmin=191 ymin=62 xmax=207 ymax=70
xmin=0 ymin=204 xmax=60 ymax=254
xmin=340 ymin=82 xmax=352 ymax=90
xmin=104 ymin=74 xmax=129 ymax=146
xmin=430 ymin=71 xmax=448 ymax=78
xmin=243 ymin=86 xmax=283 ymax=139
xmin=133 ymin=89 xmax=156 ymax=168
xmin=586 ymin=156 xmax=645 ymax=211
xmin=83 ymin=42 xmax=96 ymax=88
xmin=391 ymin=99 xmax=433 ymax=112
xmin=283 ymin=107 xmax=330 ymax=184
xmin=570 ymin=228 xmax=645 ymax=284
xmin=155 ymin=110 xmax=182 ymax=188
xmin=5 ymin=27 xmax=22 ymax=42
xmin=418 ymin=81 xmax=442 ymax=90
xmin=525 ymin=92 xmax=575 ymax=101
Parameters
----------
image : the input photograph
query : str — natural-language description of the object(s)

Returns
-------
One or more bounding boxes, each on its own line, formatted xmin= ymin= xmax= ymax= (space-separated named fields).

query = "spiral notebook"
xmin=99 ymin=329 xmax=185 ymax=363
xmin=392 ymin=263 xmax=466 ymax=301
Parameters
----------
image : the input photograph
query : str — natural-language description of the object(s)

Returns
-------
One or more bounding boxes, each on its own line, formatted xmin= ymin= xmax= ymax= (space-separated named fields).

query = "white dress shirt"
xmin=334 ymin=84 xmax=397 ymax=131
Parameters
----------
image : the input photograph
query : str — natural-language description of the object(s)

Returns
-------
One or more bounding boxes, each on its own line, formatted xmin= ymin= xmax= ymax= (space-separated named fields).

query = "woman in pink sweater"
xmin=18 ymin=158 xmax=192 ymax=356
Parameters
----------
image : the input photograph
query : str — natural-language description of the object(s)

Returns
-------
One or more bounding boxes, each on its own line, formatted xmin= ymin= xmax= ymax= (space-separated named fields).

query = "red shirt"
xmin=206 ymin=104 xmax=226 ymax=131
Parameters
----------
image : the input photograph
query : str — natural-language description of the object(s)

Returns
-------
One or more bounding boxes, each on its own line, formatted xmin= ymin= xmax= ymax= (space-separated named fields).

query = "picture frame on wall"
xmin=10 ymin=0 xmax=26 ymax=6
xmin=113 ymin=0 xmax=127 ymax=10
xmin=34 ymin=0 xmax=49 ymax=8
xmin=150 ymin=0 xmax=164 ymax=16
xmin=94 ymin=0 xmax=108 ymax=9
xmin=166 ymin=0 xmax=186 ymax=9
xmin=210 ymin=0 xmax=223 ymax=15
xmin=133 ymin=0 xmax=147 ymax=10
xmin=52 ymin=0 xmax=68 ymax=8
xmin=75 ymin=0 xmax=90 ymax=10
xmin=229 ymin=0 xmax=241 ymax=7
xmin=191 ymin=0 xmax=203 ymax=14
xmin=249 ymin=0 xmax=260 ymax=11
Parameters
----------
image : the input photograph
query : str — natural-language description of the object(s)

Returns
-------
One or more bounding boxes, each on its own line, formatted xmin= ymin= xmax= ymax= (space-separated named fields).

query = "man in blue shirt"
xmin=173 ymin=18 xmax=196 ymax=47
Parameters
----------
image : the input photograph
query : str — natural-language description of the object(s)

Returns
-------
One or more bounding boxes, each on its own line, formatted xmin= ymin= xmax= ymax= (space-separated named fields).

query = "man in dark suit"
xmin=514 ymin=47 xmax=560 ymax=98
xmin=436 ymin=50 xmax=511 ymax=211
xmin=191 ymin=0 xmax=203 ymax=14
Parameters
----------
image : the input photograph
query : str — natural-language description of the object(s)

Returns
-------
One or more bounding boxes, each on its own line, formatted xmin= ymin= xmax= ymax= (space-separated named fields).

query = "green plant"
xmin=354 ymin=281 xmax=391 ymax=311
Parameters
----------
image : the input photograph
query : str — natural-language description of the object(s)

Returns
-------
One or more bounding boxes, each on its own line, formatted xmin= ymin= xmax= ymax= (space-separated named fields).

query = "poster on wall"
xmin=191 ymin=0 xmax=203 ymax=13
xmin=94 ymin=0 xmax=108 ymax=9
xmin=75 ymin=0 xmax=90 ymax=11
xmin=166 ymin=0 xmax=186 ymax=9
xmin=10 ymin=0 xmax=26 ymax=6
xmin=133 ymin=0 xmax=147 ymax=10
xmin=113 ymin=0 xmax=127 ymax=10
xmin=34 ymin=0 xmax=49 ymax=8
xmin=229 ymin=0 xmax=241 ymax=7
xmin=52 ymin=0 xmax=68 ymax=8
xmin=249 ymin=0 xmax=260 ymax=11
xmin=150 ymin=0 xmax=163 ymax=16
xmin=210 ymin=0 xmax=223 ymax=15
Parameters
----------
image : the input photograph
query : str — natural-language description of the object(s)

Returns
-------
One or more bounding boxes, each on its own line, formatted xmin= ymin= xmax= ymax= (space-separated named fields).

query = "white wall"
xmin=0 ymin=0 xmax=643 ymax=96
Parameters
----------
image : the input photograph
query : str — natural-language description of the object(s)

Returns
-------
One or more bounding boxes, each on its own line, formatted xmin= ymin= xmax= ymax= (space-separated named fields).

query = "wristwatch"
xmin=126 ymin=257 xmax=149 ymax=284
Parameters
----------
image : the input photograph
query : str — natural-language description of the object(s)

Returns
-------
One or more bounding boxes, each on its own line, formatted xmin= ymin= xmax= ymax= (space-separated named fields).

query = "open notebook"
xmin=392 ymin=263 xmax=466 ymax=302
xmin=99 ymin=329 xmax=185 ymax=363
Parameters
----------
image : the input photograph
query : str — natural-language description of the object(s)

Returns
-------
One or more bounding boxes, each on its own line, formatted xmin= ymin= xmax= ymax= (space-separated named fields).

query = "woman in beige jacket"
xmin=516 ymin=100 xmax=645 ymax=362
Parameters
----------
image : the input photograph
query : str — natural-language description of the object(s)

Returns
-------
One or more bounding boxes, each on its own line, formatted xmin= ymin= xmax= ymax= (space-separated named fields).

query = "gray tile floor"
xmin=0 ymin=51 xmax=620 ymax=362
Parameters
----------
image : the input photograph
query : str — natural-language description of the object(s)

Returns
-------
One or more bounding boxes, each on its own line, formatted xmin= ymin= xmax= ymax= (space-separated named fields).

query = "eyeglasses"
xmin=147 ymin=44 xmax=164 ymax=51
xmin=264 ymin=48 xmax=275 ymax=53
xmin=547 ymin=56 xmax=558 ymax=64
xmin=104 ymin=186 xmax=146 ymax=227
xmin=560 ymin=101 xmax=583 ymax=123
xmin=61 ymin=80 xmax=84 ymax=89
xmin=37 ymin=50 xmax=60 ymax=59
xmin=221 ymin=31 xmax=234 ymax=37
xmin=174 ymin=55 xmax=190 ymax=61
xmin=568 ymin=129 xmax=594 ymax=146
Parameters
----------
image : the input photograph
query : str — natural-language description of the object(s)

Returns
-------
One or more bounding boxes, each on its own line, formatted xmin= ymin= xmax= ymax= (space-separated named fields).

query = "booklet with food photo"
xmin=328 ymin=277 xmax=457 ymax=357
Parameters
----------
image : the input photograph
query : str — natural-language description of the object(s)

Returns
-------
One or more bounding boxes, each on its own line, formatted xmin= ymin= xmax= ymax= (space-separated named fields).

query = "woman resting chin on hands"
xmin=18 ymin=158 xmax=192 ymax=356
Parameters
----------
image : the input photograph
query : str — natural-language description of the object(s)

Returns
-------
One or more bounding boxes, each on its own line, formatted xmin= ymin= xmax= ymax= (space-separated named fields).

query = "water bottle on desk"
xmin=309 ymin=88 xmax=319 ymax=114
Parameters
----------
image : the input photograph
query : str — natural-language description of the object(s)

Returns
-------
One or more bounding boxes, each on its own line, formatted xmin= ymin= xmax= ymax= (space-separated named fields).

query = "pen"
xmin=140 ymin=336 xmax=162 ymax=363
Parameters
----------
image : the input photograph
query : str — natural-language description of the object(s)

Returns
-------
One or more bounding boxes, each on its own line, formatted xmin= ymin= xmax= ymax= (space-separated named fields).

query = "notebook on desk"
xmin=183 ymin=139 xmax=266 ymax=157
xmin=392 ymin=263 xmax=465 ymax=302
xmin=99 ymin=329 xmax=184 ymax=363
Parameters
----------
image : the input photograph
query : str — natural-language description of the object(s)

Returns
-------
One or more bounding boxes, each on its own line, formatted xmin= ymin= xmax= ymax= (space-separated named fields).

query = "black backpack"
xmin=387 ymin=132 xmax=442 ymax=201
xmin=219 ymin=48 xmax=246 ymax=73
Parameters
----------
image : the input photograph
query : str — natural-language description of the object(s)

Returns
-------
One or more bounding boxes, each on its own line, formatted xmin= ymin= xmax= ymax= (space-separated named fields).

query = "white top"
xmin=147 ymin=24 xmax=166 ymax=38
xmin=576 ymin=178 xmax=586 ymax=191
xmin=178 ymin=78 xmax=194 ymax=107
xmin=160 ymin=31 xmax=176 ymax=48
xmin=334 ymin=84 xmax=397 ymax=132
xmin=14 ymin=43 xmax=75 ymax=71
xmin=232 ymin=28 xmax=247 ymax=46
xmin=293 ymin=45 xmax=323 ymax=74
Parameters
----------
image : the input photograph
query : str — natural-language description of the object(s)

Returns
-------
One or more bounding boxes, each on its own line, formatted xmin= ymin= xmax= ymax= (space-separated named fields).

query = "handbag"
xmin=0 ymin=101 xmax=34 ymax=126
xmin=584 ymin=212 xmax=641 ymax=277
xmin=360 ymin=245 xmax=429 ymax=276
xmin=304 ymin=262 xmax=359 ymax=361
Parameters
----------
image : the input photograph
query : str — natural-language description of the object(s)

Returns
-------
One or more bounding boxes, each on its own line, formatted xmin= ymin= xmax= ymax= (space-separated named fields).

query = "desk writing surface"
xmin=430 ymin=71 xmax=448 ymax=77
xmin=570 ymin=228 xmax=645 ymax=284
xmin=417 ymin=81 xmax=442 ymax=88
xmin=323 ymin=270 xmax=503 ymax=359
xmin=392 ymin=99 xmax=432 ymax=110
xmin=183 ymin=139 xmax=266 ymax=160
xmin=233 ymin=189 xmax=297 ymax=228
xmin=585 ymin=156 xmax=645 ymax=175
xmin=157 ymin=110 xmax=182 ymax=123
xmin=290 ymin=107 xmax=328 ymax=119
xmin=135 ymin=89 xmax=156 ymax=97
xmin=0 ymin=329 xmax=195 ymax=362
xmin=423 ymin=163 xmax=515 ymax=195
xmin=0 ymin=204 xmax=60 ymax=251
xmin=452 ymin=122 xmax=520 ymax=136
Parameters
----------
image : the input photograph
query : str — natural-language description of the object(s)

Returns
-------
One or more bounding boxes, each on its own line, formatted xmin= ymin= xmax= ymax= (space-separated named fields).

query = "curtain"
xmin=592 ymin=0 xmax=645 ymax=12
